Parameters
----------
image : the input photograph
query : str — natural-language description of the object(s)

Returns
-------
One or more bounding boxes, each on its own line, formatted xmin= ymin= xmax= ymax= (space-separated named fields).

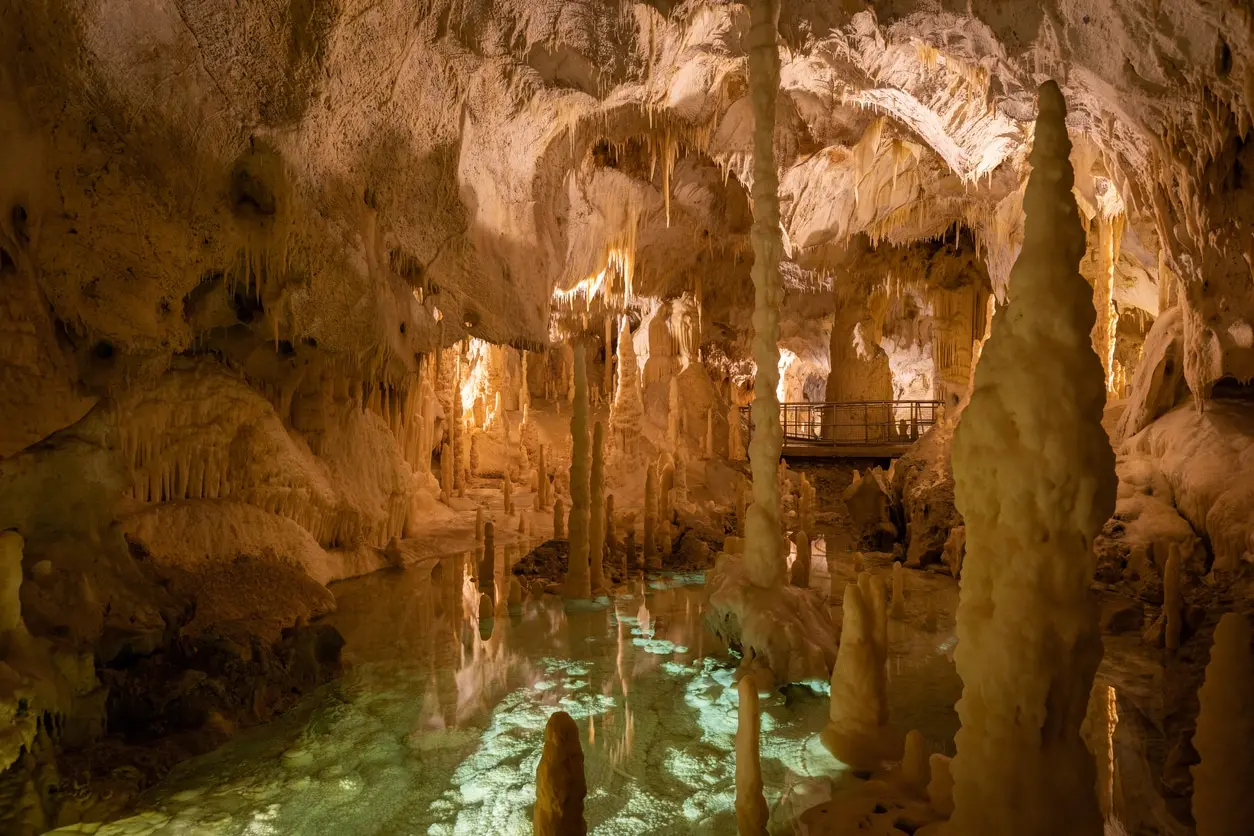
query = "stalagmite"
xmin=475 ymin=507 xmax=484 ymax=542
xmin=704 ymin=408 xmax=713 ymax=458
xmin=728 ymin=404 xmax=745 ymax=462
xmin=480 ymin=522 xmax=495 ymax=596
xmin=660 ymin=462 xmax=675 ymax=525
xmin=899 ymin=730 xmax=930 ymax=795
xmin=554 ymin=497 xmax=566 ymax=539
xmin=589 ymin=422 xmax=607 ymax=595
xmin=948 ymin=81 xmax=1117 ymax=836
xmin=822 ymin=575 xmax=895 ymax=769
xmin=667 ymin=375 xmax=680 ymax=450
xmin=1081 ymin=682 xmax=1117 ymax=821
xmin=797 ymin=474 xmax=814 ymax=537
xmin=533 ymin=711 xmax=587 ymax=836
xmin=564 ymin=346 xmax=592 ymax=600
xmin=743 ymin=0 xmax=786 ymax=590
xmin=735 ymin=478 xmax=746 ymax=537
xmin=643 ymin=465 xmax=657 ymax=565
xmin=452 ymin=356 xmax=464 ymax=492
xmin=625 ymin=527 xmax=637 ymax=569
xmin=518 ymin=512 xmax=526 ymax=534
xmin=891 ymin=561 xmax=905 ymax=619
xmin=605 ymin=495 xmax=617 ymax=571
xmin=1191 ymin=613 xmax=1254 ymax=836
xmin=538 ymin=443 xmax=549 ymax=509
xmin=441 ymin=442 xmax=454 ymax=502
xmin=928 ymin=754 xmax=955 ymax=818
xmin=1164 ymin=543 xmax=1182 ymax=653
xmin=0 ymin=532 xmax=28 ymax=641
xmin=504 ymin=473 xmax=514 ymax=518
xmin=735 ymin=676 xmax=768 ymax=836
xmin=789 ymin=531 xmax=810 ymax=588
xmin=520 ymin=350 xmax=530 ymax=426
xmin=610 ymin=318 xmax=643 ymax=454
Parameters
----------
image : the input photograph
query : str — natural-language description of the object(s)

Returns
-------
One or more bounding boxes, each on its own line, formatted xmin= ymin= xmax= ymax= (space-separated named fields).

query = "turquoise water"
xmin=48 ymin=553 xmax=963 ymax=835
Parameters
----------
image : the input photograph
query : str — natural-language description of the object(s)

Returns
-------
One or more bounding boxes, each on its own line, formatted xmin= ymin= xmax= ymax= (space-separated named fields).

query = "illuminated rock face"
xmin=948 ymin=81 xmax=1117 ymax=836
xmin=533 ymin=711 xmax=587 ymax=836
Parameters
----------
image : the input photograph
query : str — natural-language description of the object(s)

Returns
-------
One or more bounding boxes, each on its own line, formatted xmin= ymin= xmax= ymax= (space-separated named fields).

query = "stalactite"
xmin=744 ymin=0 xmax=786 ymax=590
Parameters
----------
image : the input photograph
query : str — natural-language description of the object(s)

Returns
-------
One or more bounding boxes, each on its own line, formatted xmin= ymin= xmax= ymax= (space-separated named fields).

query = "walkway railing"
xmin=740 ymin=400 xmax=943 ymax=455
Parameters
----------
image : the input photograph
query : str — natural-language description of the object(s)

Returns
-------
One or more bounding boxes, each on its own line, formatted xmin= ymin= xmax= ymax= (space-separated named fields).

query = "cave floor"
xmin=45 ymin=550 xmax=970 ymax=836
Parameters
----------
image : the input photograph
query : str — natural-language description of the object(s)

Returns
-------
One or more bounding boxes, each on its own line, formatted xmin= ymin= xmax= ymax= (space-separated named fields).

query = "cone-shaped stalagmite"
xmin=563 ymin=346 xmax=592 ymax=599
xmin=533 ymin=711 xmax=588 ymax=836
xmin=948 ymin=81 xmax=1118 ymax=836
xmin=1191 ymin=613 xmax=1254 ymax=836
xmin=589 ymin=422 xmax=607 ymax=594
xmin=822 ymin=574 xmax=895 ymax=769
xmin=735 ymin=676 xmax=768 ymax=835
xmin=743 ymin=0 xmax=786 ymax=590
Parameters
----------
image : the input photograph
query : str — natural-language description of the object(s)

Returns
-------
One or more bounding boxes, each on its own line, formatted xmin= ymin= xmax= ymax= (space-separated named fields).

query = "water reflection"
xmin=49 ymin=553 xmax=964 ymax=836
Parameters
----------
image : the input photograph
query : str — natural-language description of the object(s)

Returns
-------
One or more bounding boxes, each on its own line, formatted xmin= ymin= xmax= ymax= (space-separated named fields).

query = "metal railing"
xmin=741 ymin=400 xmax=942 ymax=450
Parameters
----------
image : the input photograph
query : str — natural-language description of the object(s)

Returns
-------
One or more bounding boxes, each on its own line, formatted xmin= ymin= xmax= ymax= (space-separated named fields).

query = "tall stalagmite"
xmin=948 ymin=81 xmax=1117 ymax=836
xmin=564 ymin=346 xmax=592 ymax=599
xmin=610 ymin=318 xmax=643 ymax=454
xmin=644 ymin=465 xmax=657 ymax=566
xmin=1191 ymin=612 xmax=1254 ymax=836
xmin=533 ymin=711 xmax=588 ymax=836
xmin=744 ymin=0 xmax=786 ymax=589
xmin=589 ymin=422 xmax=607 ymax=594
xmin=735 ymin=676 xmax=768 ymax=835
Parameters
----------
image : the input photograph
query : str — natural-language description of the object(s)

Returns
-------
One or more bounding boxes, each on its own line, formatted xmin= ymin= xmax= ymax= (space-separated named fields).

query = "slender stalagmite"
xmin=452 ymin=355 xmax=463 ymax=491
xmin=948 ymin=81 xmax=1117 ymax=836
xmin=705 ymin=408 xmax=713 ymax=458
xmin=1191 ymin=613 xmax=1254 ymax=836
xmin=589 ymin=422 xmax=607 ymax=594
xmin=475 ymin=507 xmax=484 ymax=541
xmin=520 ymin=349 xmax=529 ymax=425
xmin=538 ymin=443 xmax=548 ymax=509
xmin=563 ymin=346 xmax=592 ymax=599
xmin=533 ymin=711 xmax=588 ymax=836
xmin=735 ymin=676 xmax=768 ymax=835
xmin=441 ymin=442 xmax=454 ymax=502
xmin=504 ymin=473 xmax=514 ymax=517
xmin=605 ymin=495 xmax=618 ymax=571
xmin=743 ymin=0 xmax=786 ymax=589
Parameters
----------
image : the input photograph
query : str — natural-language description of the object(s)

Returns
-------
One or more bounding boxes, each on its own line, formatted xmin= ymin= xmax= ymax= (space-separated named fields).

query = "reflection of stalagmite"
xmin=735 ymin=676 xmax=768 ymax=836
xmin=948 ymin=82 xmax=1116 ymax=836
xmin=533 ymin=711 xmax=587 ymax=836
xmin=479 ymin=522 xmax=495 ymax=597
xmin=1191 ymin=612 xmax=1254 ymax=836
xmin=589 ymin=422 xmax=607 ymax=595
xmin=891 ymin=561 xmax=905 ymax=619
xmin=743 ymin=0 xmax=785 ymax=590
xmin=822 ymin=574 xmax=896 ymax=769
xmin=564 ymin=346 xmax=592 ymax=599
xmin=790 ymin=531 xmax=810 ymax=588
